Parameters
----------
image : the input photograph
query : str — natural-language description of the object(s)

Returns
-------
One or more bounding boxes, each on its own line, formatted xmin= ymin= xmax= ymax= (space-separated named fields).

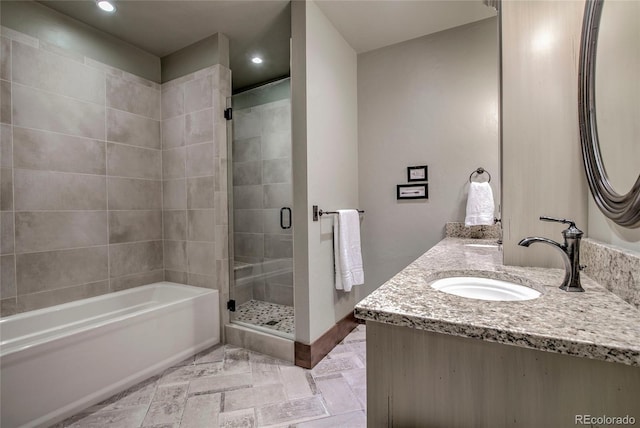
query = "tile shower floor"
xmin=234 ymin=300 xmax=295 ymax=335
xmin=54 ymin=325 xmax=367 ymax=428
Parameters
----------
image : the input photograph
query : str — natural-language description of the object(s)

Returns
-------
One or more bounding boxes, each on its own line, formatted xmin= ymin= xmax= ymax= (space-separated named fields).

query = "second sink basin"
xmin=430 ymin=277 xmax=541 ymax=301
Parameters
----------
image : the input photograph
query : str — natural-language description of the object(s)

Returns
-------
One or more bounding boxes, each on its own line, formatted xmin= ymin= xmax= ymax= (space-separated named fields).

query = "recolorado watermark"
xmin=575 ymin=415 xmax=636 ymax=425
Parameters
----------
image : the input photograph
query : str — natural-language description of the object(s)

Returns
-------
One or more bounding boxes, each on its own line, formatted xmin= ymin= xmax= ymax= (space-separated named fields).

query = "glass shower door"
xmin=228 ymin=78 xmax=294 ymax=339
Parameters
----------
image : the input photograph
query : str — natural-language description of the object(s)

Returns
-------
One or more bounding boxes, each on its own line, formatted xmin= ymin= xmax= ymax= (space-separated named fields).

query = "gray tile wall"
xmin=0 ymin=28 xmax=165 ymax=316
xmin=232 ymin=97 xmax=293 ymax=306
xmin=161 ymin=66 xmax=230 ymax=297
xmin=0 ymin=28 xmax=232 ymax=318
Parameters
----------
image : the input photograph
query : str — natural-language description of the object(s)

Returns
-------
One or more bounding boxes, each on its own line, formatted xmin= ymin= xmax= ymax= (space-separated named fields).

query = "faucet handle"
xmin=540 ymin=216 xmax=583 ymax=238
xmin=539 ymin=216 xmax=576 ymax=228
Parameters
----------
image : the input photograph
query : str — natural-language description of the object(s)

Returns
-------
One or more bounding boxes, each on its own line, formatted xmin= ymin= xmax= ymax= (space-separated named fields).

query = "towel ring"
xmin=469 ymin=167 xmax=491 ymax=183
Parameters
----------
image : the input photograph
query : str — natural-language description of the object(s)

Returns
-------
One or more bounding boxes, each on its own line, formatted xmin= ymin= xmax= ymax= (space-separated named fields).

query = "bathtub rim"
xmin=0 ymin=282 xmax=217 ymax=359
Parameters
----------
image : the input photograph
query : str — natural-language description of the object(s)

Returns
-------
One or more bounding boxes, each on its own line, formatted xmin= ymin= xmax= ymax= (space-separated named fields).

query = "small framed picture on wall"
xmin=407 ymin=165 xmax=428 ymax=182
xmin=397 ymin=184 xmax=428 ymax=200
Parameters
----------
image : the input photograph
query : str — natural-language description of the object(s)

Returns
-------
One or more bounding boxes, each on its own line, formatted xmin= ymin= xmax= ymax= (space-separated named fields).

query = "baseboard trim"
xmin=294 ymin=312 xmax=359 ymax=369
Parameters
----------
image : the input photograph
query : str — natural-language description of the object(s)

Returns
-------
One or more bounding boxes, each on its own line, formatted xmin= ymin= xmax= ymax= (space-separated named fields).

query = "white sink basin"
xmin=430 ymin=277 xmax=541 ymax=301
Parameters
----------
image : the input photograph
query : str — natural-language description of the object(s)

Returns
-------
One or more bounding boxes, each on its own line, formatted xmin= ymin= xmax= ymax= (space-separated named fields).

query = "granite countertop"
xmin=354 ymin=237 xmax=640 ymax=367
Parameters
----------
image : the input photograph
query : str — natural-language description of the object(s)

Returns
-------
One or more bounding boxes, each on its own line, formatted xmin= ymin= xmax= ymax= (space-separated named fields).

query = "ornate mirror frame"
xmin=578 ymin=0 xmax=640 ymax=228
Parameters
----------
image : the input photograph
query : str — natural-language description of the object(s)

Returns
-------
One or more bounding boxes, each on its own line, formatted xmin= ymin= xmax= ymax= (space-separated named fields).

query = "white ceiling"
xmin=316 ymin=0 xmax=497 ymax=54
xmin=34 ymin=0 xmax=496 ymax=91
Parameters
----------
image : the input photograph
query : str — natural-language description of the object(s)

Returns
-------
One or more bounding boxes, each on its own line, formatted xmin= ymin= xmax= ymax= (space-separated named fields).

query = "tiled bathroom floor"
xmin=234 ymin=300 xmax=295 ymax=335
xmin=54 ymin=325 xmax=367 ymax=428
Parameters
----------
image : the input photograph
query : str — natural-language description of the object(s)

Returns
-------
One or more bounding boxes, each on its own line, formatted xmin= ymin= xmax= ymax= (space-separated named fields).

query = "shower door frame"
xmin=225 ymin=80 xmax=295 ymax=340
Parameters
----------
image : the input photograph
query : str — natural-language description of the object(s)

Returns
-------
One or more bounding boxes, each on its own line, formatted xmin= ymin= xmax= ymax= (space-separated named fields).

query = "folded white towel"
xmin=333 ymin=210 xmax=364 ymax=292
xmin=465 ymin=182 xmax=495 ymax=226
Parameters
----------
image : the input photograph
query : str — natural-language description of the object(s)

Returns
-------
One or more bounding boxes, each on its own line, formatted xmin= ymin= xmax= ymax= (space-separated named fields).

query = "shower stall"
xmin=228 ymin=78 xmax=294 ymax=339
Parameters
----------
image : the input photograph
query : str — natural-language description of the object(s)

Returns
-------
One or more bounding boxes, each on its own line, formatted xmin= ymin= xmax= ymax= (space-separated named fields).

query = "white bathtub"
xmin=0 ymin=282 xmax=219 ymax=428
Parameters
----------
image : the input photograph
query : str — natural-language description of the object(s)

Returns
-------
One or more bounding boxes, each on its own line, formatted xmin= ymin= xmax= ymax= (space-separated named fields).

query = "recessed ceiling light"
xmin=251 ymin=57 xmax=263 ymax=64
xmin=97 ymin=1 xmax=116 ymax=12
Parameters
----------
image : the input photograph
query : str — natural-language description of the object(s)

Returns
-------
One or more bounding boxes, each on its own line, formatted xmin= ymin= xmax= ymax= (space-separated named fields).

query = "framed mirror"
xmin=578 ymin=0 xmax=640 ymax=228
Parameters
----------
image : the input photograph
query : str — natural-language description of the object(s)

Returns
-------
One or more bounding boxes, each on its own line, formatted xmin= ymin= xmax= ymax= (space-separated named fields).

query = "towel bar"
xmin=313 ymin=205 xmax=365 ymax=222
xmin=469 ymin=167 xmax=491 ymax=183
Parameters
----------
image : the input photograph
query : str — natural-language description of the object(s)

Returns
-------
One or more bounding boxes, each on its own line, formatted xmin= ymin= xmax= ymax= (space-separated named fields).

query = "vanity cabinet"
xmin=366 ymin=321 xmax=640 ymax=427
xmin=355 ymin=238 xmax=640 ymax=427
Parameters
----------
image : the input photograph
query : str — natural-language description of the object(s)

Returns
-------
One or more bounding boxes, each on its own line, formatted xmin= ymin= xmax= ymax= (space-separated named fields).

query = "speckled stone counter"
xmin=582 ymin=238 xmax=640 ymax=308
xmin=355 ymin=238 xmax=640 ymax=367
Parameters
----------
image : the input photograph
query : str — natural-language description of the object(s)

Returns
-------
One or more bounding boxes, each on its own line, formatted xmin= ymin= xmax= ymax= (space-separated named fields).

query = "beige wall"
xmin=501 ymin=0 xmax=589 ymax=267
xmin=291 ymin=0 xmax=359 ymax=344
xmin=357 ymin=17 xmax=499 ymax=292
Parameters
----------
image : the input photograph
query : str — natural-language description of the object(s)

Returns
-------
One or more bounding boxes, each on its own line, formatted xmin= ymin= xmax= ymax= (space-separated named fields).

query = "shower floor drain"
xmin=234 ymin=300 xmax=294 ymax=334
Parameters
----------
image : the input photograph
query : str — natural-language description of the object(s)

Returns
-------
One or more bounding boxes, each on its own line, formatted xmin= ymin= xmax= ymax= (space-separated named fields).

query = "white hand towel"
xmin=333 ymin=210 xmax=364 ymax=292
xmin=465 ymin=182 xmax=495 ymax=226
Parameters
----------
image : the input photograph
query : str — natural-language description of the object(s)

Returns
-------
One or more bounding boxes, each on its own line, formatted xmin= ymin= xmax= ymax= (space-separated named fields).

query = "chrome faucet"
xmin=518 ymin=216 xmax=585 ymax=292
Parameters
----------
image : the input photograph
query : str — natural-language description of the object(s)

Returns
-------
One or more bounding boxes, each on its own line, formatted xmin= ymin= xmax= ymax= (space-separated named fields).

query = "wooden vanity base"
xmin=366 ymin=321 xmax=640 ymax=427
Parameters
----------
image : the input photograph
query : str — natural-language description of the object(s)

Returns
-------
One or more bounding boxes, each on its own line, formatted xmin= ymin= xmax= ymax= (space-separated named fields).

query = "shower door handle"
xmin=280 ymin=207 xmax=292 ymax=229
